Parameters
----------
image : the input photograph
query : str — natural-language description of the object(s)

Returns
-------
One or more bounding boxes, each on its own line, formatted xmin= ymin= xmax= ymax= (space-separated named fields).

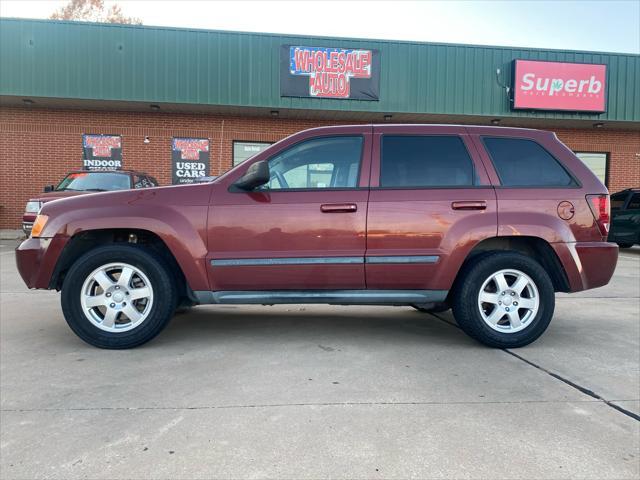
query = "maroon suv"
xmin=16 ymin=125 xmax=618 ymax=349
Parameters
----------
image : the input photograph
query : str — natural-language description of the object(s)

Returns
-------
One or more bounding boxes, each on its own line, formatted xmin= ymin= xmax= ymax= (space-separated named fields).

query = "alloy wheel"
xmin=477 ymin=268 xmax=540 ymax=333
xmin=80 ymin=262 xmax=154 ymax=333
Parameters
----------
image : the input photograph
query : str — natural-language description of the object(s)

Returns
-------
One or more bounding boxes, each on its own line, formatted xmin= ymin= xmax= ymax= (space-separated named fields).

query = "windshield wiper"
xmin=83 ymin=188 xmax=108 ymax=192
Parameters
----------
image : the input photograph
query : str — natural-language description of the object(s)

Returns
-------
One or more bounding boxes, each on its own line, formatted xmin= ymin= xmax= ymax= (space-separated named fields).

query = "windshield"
xmin=56 ymin=172 xmax=131 ymax=192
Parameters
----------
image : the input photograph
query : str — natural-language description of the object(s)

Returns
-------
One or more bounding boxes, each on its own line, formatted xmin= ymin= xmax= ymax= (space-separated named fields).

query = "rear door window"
xmin=482 ymin=137 xmax=575 ymax=187
xmin=380 ymin=135 xmax=474 ymax=188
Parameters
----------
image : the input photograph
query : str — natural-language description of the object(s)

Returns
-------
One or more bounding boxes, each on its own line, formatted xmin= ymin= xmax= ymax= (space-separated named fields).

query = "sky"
xmin=0 ymin=0 xmax=638 ymax=54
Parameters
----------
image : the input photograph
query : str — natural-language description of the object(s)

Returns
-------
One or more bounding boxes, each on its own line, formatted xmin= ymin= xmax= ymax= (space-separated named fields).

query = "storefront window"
xmin=575 ymin=152 xmax=608 ymax=186
xmin=233 ymin=141 xmax=272 ymax=166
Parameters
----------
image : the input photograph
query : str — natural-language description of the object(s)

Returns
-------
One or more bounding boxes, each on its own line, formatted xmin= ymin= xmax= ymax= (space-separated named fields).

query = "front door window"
xmin=264 ymin=136 xmax=363 ymax=190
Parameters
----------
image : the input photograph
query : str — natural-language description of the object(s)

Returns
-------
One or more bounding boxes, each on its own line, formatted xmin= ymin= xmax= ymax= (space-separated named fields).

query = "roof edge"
xmin=1 ymin=17 xmax=638 ymax=58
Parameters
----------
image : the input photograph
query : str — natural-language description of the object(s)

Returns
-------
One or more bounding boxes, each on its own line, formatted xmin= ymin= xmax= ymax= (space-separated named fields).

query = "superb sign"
xmin=280 ymin=45 xmax=380 ymax=100
xmin=513 ymin=60 xmax=607 ymax=112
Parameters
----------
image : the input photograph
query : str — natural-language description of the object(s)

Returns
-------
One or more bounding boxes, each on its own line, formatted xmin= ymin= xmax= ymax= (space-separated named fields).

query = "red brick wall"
xmin=554 ymin=128 xmax=640 ymax=191
xmin=1 ymin=106 xmax=639 ymax=229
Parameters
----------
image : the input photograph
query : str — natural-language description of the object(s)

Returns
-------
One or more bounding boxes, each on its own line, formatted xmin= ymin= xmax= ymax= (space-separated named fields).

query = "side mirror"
xmin=233 ymin=160 xmax=270 ymax=190
xmin=43 ymin=185 xmax=54 ymax=192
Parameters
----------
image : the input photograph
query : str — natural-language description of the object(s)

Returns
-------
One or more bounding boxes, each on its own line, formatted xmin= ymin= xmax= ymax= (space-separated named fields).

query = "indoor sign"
xmin=82 ymin=134 xmax=123 ymax=170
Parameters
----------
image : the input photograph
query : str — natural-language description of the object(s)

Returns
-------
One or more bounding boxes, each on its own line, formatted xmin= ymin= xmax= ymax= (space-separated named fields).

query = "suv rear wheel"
xmin=61 ymin=244 xmax=178 ymax=349
xmin=452 ymin=252 xmax=555 ymax=348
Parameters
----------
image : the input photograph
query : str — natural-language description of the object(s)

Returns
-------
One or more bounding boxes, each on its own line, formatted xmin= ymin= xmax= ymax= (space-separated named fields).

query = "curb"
xmin=0 ymin=230 xmax=26 ymax=240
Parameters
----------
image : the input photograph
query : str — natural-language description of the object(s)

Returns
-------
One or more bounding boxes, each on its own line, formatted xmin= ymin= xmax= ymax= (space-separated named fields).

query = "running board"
xmin=192 ymin=290 xmax=448 ymax=306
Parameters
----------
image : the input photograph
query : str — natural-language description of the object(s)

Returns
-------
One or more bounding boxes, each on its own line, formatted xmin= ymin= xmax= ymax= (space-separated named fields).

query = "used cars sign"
xmin=172 ymin=137 xmax=210 ymax=184
xmin=512 ymin=60 xmax=607 ymax=112
xmin=280 ymin=45 xmax=380 ymax=100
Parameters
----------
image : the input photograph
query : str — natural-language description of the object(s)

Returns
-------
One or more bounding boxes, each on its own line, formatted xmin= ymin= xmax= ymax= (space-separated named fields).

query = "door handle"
xmin=320 ymin=203 xmax=358 ymax=213
xmin=451 ymin=201 xmax=487 ymax=211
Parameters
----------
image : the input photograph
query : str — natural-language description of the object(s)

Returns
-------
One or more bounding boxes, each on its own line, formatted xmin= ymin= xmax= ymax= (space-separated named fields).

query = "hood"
xmin=29 ymin=190 xmax=89 ymax=203
xmin=39 ymin=182 xmax=213 ymax=222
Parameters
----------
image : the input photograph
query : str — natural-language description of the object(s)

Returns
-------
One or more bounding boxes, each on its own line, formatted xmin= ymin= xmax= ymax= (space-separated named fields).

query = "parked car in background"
xmin=16 ymin=125 xmax=617 ymax=350
xmin=22 ymin=170 xmax=158 ymax=235
xmin=609 ymin=188 xmax=640 ymax=248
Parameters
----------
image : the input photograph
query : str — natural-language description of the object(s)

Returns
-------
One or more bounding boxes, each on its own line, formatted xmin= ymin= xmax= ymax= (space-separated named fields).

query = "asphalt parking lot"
xmin=1 ymin=240 xmax=638 ymax=479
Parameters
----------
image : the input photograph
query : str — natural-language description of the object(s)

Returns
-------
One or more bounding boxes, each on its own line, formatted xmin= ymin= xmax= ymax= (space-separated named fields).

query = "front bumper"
xmin=22 ymin=222 xmax=33 ymax=235
xmin=22 ymin=213 xmax=37 ymax=235
xmin=553 ymin=241 xmax=619 ymax=292
xmin=16 ymin=235 xmax=70 ymax=289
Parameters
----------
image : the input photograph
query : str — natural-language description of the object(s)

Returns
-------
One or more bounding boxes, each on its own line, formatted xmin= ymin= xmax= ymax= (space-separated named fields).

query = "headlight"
xmin=30 ymin=215 xmax=49 ymax=238
xmin=25 ymin=201 xmax=42 ymax=213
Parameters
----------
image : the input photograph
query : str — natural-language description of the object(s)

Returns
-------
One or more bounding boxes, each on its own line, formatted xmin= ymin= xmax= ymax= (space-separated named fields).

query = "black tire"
xmin=617 ymin=242 xmax=634 ymax=249
xmin=412 ymin=303 xmax=450 ymax=314
xmin=452 ymin=251 xmax=555 ymax=348
xmin=61 ymin=244 xmax=178 ymax=349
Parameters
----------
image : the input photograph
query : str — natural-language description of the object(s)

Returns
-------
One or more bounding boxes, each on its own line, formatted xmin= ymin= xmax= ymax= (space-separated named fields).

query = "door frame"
xmin=204 ymin=125 xmax=374 ymax=291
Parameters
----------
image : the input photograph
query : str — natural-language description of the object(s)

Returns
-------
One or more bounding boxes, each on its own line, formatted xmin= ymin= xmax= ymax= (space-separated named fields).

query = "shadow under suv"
xmin=16 ymin=125 xmax=618 ymax=349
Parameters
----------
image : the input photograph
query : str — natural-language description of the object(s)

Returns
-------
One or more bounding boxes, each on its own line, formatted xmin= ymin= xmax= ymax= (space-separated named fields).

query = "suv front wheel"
xmin=61 ymin=244 xmax=178 ymax=349
xmin=452 ymin=252 xmax=555 ymax=348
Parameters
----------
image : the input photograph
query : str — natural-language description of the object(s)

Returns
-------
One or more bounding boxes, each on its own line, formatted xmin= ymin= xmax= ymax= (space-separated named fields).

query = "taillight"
xmin=586 ymin=194 xmax=610 ymax=237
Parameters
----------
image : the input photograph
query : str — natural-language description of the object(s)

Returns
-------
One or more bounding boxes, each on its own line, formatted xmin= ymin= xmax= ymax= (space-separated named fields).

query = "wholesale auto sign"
xmin=280 ymin=45 xmax=380 ymax=100
xmin=172 ymin=138 xmax=210 ymax=184
xmin=513 ymin=60 xmax=607 ymax=112
xmin=82 ymin=134 xmax=122 ymax=170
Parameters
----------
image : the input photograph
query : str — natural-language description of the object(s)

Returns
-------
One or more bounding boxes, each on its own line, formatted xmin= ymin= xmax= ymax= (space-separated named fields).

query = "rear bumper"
xmin=553 ymin=241 xmax=618 ymax=292
xmin=15 ymin=235 xmax=70 ymax=289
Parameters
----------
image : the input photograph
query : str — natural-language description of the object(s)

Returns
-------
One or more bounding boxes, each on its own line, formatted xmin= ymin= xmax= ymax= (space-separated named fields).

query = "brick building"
xmin=1 ymin=19 xmax=639 ymax=230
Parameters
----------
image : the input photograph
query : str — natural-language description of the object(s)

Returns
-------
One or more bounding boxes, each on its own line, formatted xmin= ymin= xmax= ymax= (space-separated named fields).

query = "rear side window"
xmin=610 ymin=192 xmax=628 ymax=211
xmin=483 ymin=137 xmax=576 ymax=187
xmin=134 ymin=175 xmax=154 ymax=188
xmin=380 ymin=135 xmax=474 ymax=188
xmin=628 ymin=194 xmax=640 ymax=210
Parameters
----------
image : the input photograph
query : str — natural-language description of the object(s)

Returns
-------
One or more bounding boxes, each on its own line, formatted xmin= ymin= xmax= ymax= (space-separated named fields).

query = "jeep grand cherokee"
xmin=16 ymin=125 xmax=618 ymax=349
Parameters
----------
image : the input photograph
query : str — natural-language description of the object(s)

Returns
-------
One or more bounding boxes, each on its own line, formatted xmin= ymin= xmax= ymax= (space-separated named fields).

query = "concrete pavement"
xmin=1 ymin=241 xmax=638 ymax=479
